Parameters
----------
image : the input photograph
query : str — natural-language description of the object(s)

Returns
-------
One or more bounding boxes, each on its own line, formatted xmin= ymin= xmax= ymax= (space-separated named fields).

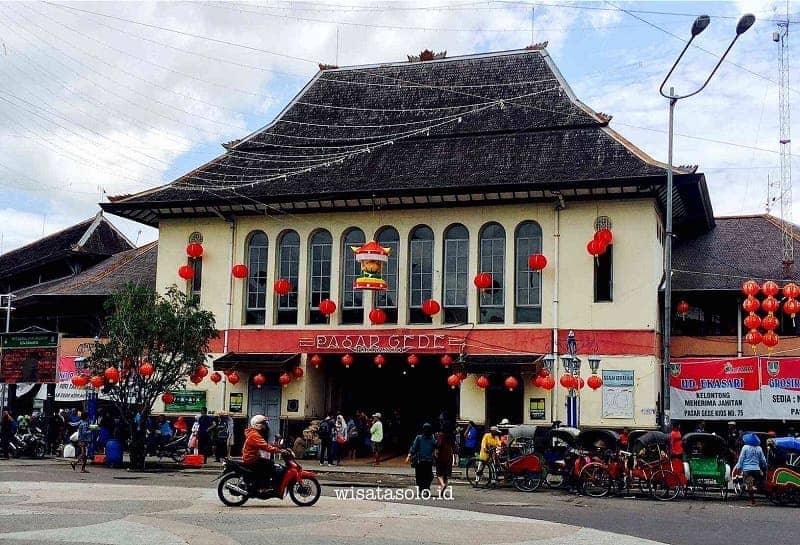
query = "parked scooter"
xmin=9 ymin=426 xmax=47 ymax=458
xmin=146 ymin=430 xmax=188 ymax=463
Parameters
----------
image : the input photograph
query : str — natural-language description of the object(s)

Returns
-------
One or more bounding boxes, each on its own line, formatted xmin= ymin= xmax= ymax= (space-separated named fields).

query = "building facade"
xmin=103 ymin=47 xmax=715 ymax=432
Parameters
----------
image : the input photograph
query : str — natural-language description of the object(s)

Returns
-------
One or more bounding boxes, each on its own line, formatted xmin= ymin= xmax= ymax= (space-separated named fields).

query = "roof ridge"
xmin=0 ymin=216 xmax=96 ymax=258
xmin=50 ymin=241 xmax=157 ymax=295
xmin=323 ymin=47 xmax=543 ymax=73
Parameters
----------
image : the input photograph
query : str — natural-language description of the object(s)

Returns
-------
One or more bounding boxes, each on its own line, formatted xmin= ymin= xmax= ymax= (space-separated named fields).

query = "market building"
xmin=102 ymin=46 xmax=716 ymax=434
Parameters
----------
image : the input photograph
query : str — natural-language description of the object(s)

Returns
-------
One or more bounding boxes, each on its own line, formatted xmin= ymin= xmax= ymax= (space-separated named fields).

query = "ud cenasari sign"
xmin=164 ymin=391 xmax=207 ymax=413
xmin=0 ymin=332 xmax=59 ymax=384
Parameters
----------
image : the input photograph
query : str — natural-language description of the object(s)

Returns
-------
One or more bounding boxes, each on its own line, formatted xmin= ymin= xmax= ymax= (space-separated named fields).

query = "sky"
xmin=0 ymin=0 xmax=797 ymax=252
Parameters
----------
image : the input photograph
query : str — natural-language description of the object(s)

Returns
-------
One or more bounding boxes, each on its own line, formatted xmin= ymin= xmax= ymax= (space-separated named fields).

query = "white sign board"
xmin=601 ymin=370 xmax=634 ymax=419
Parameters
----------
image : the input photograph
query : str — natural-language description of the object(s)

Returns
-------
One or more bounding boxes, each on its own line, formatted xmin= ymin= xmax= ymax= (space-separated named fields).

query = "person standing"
xmin=214 ymin=413 xmax=231 ymax=462
xmin=197 ymin=407 xmax=215 ymax=464
xmin=462 ymin=421 xmax=478 ymax=458
xmin=189 ymin=415 xmax=200 ymax=455
xmin=370 ymin=413 xmax=384 ymax=466
xmin=1 ymin=411 xmax=14 ymax=459
xmin=346 ymin=416 xmax=359 ymax=460
xmin=407 ymin=423 xmax=437 ymax=491
xmin=331 ymin=414 xmax=347 ymax=466
xmin=70 ymin=413 xmax=91 ymax=473
xmin=734 ymin=433 xmax=767 ymax=507
xmin=476 ymin=426 xmax=502 ymax=478
xmin=435 ymin=427 xmax=455 ymax=489
xmin=317 ymin=415 xmax=333 ymax=466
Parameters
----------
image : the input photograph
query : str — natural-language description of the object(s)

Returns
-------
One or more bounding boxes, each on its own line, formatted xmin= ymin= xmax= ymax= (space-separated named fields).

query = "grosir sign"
xmin=308 ymin=334 xmax=448 ymax=353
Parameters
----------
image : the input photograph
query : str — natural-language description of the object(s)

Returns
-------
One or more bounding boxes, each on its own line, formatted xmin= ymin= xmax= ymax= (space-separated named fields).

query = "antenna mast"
xmin=773 ymin=2 xmax=793 ymax=269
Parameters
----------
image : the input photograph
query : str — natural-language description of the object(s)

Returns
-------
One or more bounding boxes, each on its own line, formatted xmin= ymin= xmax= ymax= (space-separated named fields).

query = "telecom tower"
xmin=772 ymin=5 xmax=793 ymax=271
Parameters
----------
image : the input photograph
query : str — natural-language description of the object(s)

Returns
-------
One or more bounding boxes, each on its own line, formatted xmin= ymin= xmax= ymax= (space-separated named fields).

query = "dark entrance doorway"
xmin=485 ymin=378 xmax=524 ymax=425
xmin=248 ymin=385 xmax=280 ymax=442
xmin=327 ymin=354 xmax=458 ymax=452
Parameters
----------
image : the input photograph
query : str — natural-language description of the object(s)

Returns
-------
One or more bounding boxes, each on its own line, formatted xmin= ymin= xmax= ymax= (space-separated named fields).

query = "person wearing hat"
xmin=370 ymin=413 xmax=383 ymax=466
xmin=476 ymin=426 xmax=502 ymax=480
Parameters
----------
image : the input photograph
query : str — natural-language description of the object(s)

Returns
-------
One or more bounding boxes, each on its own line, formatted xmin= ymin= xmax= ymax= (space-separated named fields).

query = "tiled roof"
xmin=672 ymin=215 xmax=800 ymax=290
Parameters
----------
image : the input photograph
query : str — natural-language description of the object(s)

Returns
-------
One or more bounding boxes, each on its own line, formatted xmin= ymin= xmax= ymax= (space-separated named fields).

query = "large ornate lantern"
xmin=352 ymin=241 xmax=391 ymax=290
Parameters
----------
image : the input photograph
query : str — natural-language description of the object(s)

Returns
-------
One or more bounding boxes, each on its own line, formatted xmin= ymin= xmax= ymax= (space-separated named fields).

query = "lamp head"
xmin=691 ymin=15 xmax=710 ymax=36
xmin=542 ymin=353 xmax=556 ymax=372
xmin=736 ymin=14 xmax=755 ymax=35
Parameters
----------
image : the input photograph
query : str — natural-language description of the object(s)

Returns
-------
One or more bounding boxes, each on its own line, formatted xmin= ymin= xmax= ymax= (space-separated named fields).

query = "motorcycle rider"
xmin=243 ymin=415 xmax=287 ymax=493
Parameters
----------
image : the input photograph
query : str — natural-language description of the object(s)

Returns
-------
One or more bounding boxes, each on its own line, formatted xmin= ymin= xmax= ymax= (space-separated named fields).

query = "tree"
xmin=85 ymin=284 xmax=217 ymax=469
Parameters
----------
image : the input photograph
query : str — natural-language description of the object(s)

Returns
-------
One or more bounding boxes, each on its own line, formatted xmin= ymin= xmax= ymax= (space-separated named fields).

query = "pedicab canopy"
xmin=577 ymin=429 xmax=620 ymax=452
xmin=681 ymin=433 xmax=729 ymax=457
xmin=547 ymin=427 xmax=580 ymax=447
xmin=774 ymin=437 xmax=800 ymax=452
xmin=631 ymin=431 xmax=670 ymax=451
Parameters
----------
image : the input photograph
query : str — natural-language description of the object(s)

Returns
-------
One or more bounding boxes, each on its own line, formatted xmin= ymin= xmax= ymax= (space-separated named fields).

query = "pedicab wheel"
xmin=649 ymin=470 xmax=681 ymax=502
xmin=767 ymin=491 xmax=786 ymax=506
xmin=289 ymin=476 xmax=321 ymax=507
xmin=34 ymin=444 xmax=47 ymax=459
xmin=463 ymin=458 xmax=478 ymax=483
xmin=580 ymin=464 xmax=611 ymax=498
xmin=217 ymin=473 xmax=249 ymax=507
xmin=513 ymin=471 xmax=543 ymax=492
xmin=172 ymin=451 xmax=186 ymax=463
xmin=545 ymin=472 xmax=566 ymax=489
xmin=719 ymin=485 xmax=729 ymax=501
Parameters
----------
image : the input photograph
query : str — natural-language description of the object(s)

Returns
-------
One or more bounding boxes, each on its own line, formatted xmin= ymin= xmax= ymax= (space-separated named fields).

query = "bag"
xmin=188 ymin=434 xmax=198 ymax=449
xmin=336 ymin=435 xmax=346 ymax=445
xmin=69 ymin=431 xmax=79 ymax=442
xmin=348 ymin=427 xmax=359 ymax=440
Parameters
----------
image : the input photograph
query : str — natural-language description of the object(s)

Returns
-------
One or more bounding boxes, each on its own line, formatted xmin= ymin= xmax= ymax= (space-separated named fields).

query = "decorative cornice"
xmin=408 ymin=49 xmax=447 ymax=62
xmin=318 ymin=63 xmax=339 ymax=71
xmin=525 ymin=41 xmax=549 ymax=51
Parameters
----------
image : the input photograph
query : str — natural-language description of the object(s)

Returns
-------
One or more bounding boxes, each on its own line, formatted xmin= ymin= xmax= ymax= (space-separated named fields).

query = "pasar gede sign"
xmin=309 ymin=333 xmax=448 ymax=353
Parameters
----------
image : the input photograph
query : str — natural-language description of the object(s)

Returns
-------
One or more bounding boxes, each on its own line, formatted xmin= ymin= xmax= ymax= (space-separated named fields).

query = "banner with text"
xmin=760 ymin=358 xmax=800 ymax=419
xmin=669 ymin=357 xmax=760 ymax=420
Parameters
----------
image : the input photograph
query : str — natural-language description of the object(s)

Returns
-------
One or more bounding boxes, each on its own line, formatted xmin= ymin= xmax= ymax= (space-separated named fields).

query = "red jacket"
xmin=242 ymin=428 xmax=280 ymax=464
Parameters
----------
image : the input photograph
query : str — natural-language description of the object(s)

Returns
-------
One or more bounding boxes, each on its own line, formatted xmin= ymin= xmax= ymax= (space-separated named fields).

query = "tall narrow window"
xmin=375 ymin=227 xmax=399 ymax=324
xmin=309 ymin=230 xmax=333 ymax=324
xmin=408 ymin=225 xmax=434 ymax=324
xmin=515 ymin=221 xmax=543 ymax=323
xmin=443 ymin=224 xmax=469 ymax=324
xmin=479 ymin=222 xmax=505 ymax=324
xmin=341 ymin=228 xmax=366 ymax=324
xmin=594 ymin=245 xmax=613 ymax=302
xmin=276 ymin=230 xmax=300 ymax=325
xmin=190 ymin=258 xmax=202 ymax=304
xmin=245 ymin=231 xmax=268 ymax=325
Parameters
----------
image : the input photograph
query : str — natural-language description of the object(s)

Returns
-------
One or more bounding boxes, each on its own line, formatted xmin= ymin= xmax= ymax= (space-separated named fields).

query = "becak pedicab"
xmin=540 ymin=426 xmax=580 ymax=489
xmin=682 ymin=432 xmax=732 ymax=500
xmin=503 ymin=425 xmax=548 ymax=492
xmin=765 ymin=436 xmax=800 ymax=506
xmin=627 ymin=431 xmax=684 ymax=501
xmin=576 ymin=429 xmax=624 ymax=497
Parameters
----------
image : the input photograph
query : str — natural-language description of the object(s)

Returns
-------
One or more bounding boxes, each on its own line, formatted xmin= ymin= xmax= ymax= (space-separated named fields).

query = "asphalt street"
xmin=0 ymin=458 xmax=796 ymax=545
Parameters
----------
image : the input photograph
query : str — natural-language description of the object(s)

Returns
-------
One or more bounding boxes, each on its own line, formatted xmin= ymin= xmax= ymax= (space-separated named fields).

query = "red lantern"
xmin=762 ymin=314 xmax=779 ymax=331
xmin=310 ymin=354 xmax=322 ymax=368
xmin=447 ymin=374 xmax=461 ymax=389
xmin=421 ymin=299 xmax=441 ymax=316
xmin=210 ymin=371 xmax=222 ymax=384
xmin=676 ymin=300 xmax=690 ymax=316
xmin=763 ymin=331 xmax=779 ymax=349
xmin=534 ymin=375 xmax=544 ymax=388
xmin=319 ymin=299 xmax=336 ymax=316
xmin=71 ymin=374 xmax=88 ymax=388
xmin=743 ymin=313 xmax=762 ymax=330
xmin=745 ymin=329 xmax=763 ymax=349
xmin=231 ymin=264 xmax=248 ymax=278
xmin=527 ymin=253 xmax=548 ymax=271
xmin=274 ymin=278 xmax=291 ymax=296
xmin=559 ymin=374 xmax=576 ymax=389
xmin=227 ymin=372 xmax=240 ymax=385
xmin=407 ymin=354 xmax=419 ymax=368
xmin=742 ymin=296 xmax=760 ymax=313
xmin=576 ymin=377 xmax=585 ymax=389
xmin=476 ymin=375 xmax=490 ymax=389
xmin=253 ymin=373 xmax=266 ymax=388
xmin=374 ymin=354 xmax=386 ymax=368
xmin=161 ymin=392 xmax=174 ymax=404
xmin=538 ymin=368 xmax=550 ymax=378
xmin=763 ymin=296 xmax=780 ymax=314
xmin=104 ymin=367 xmax=120 ymax=384
xmin=139 ymin=362 xmax=154 ymax=377
xmin=504 ymin=376 xmax=519 ymax=391
xmin=784 ymin=298 xmax=800 ymax=318
xmin=594 ymin=229 xmax=613 ymax=245
xmin=541 ymin=375 xmax=555 ymax=390
xmin=189 ymin=374 xmax=202 ymax=385
xmin=763 ymin=280 xmax=780 ymax=296
xmin=369 ymin=308 xmax=387 ymax=325
xmin=292 ymin=366 xmax=304 ymax=379
xmin=587 ymin=374 xmax=603 ymax=390
xmin=473 ymin=272 xmax=493 ymax=290
xmin=196 ymin=365 xmax=209 ymax=378
xmin=178 ymin=264 xmax=195 ymax=280
xmin=186 ymin=242 xmax=204 ymax=258
xmin=90 ymin=375 xmax=104 ymax=389
xmin=783 ymin=283 xmax=800 ymax=300
xmin=458 ymin=371 xmax=467 ymax=380
xmin=586 ymin=239 xmax=604 ymax=256
xmin=440 ymin=354 xmax=453 ymax=368
xmin=342 ymin=354 xmax=353 ymax=368
xmin=742 ymin=280 xmax=760 ymax=296
xmin=279 ymin=372 xmax=292 ymax=387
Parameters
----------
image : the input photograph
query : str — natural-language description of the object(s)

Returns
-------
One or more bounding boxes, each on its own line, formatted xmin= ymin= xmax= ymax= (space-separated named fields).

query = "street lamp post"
xmin=658 ymin=14 xmax=755 ymax=431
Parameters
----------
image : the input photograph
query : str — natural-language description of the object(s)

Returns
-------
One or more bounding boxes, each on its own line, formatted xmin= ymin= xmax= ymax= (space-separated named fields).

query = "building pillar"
xmin=329 ymin=228 xmax=342 ymax=326
xmin=468 ymin=227 xmax=480 ymax=325
xmin=503 ymin=221 xmax=515 ymax=324
xmin=296 ymin=228 xmax=311 ymax=325
xmin=432 ymin=225 xmax=444 ymax=327
xmin=397 ymin=228 xmax=409 ymax=325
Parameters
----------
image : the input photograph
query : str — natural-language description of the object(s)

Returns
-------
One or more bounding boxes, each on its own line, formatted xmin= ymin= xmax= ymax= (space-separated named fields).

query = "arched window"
xmin=479 ymin=223 xmax=505 ymax=324
xmin=443 ymin=224 xmax=469 ymax=324
xmin=245 ymin=231 xmax=268 ymax=325
xmin=341 ymin=227 xmax=366 ymax=324
xmin=309 ymin=230 xmax=332 ymax=324
xmin=375 ymin=227 xmax=400 ymax=324
xmin=515 ymin=221 xmax=543 ymax=323
xmin=408 ymin=225 xmax=434 ymax=324
xmin=276 ymin=230 xmax=300 ymax=325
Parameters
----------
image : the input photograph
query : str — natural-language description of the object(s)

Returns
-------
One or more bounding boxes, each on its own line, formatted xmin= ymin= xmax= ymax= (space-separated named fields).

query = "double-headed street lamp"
xmin=659 ymin=13 xmax=755 ymax=430
xmin=543 ymin=331 xmax=601 ymax=428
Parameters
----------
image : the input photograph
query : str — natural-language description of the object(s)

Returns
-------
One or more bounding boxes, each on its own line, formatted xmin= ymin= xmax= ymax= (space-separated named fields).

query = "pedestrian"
xmin=462 ymin=420 xmax=478 ymax=458
xmin=407 ymin=423 xmax=436 ymax=492
xmin=317 ymin=414 xmax=333 ymax=466
xmin=694 ymin=420 xmax=706 ymax=433
xmin=47 ymin=411 xmax=64 ymax=456
xmin=331 ymin=414 xmax=346 ymax=465
xmin=189 ymin=415 xmax=200 ymax=455
xmin=355 ymin=410 xmax=369 ymax=457
xmin=215 ymin=413 xmax=233 ymax=462
xmin=1 ymin=411 xmax=14 ymax=459
xmin=726 ymin=421 xmax=739 ymax=450
xmin=734 ymin=433 xmax=767 ymax=507
xmin=370 ymin=413 xmax=384 ymax=466
xmin=197 ymin=407 xmax=215 ymax=464
xmin=476 ymin=426 xmax=502 ymax=478
xmin=71 ymin=413 xmax=91 ymax=473
xmin=435 ymin=427 xmax=455 ymax=489
xmin=669 ymin=422 xmax=683 ymax=458
xmin=346 ymin=416 xmax=359 ymax=460
xmin=619 ymin=427 xmax=630 ymax=449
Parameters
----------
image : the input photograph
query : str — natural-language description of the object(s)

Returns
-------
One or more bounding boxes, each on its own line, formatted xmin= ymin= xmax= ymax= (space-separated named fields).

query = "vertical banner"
xmin=601 ymin=370 xmax=635 ymax=418
xmin=670 ymin=357 xmax=761 ymax=420
xmin=760 ymin=358 xmax=800 ymax=419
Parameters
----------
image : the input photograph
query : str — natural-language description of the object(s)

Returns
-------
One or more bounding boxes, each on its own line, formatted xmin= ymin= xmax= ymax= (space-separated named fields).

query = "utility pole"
xmin=773 ymin=2 xmax=793 ymax=273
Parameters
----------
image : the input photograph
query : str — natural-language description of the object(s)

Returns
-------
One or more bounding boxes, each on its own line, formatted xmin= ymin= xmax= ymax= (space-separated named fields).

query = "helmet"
xmin=250 ymin=414 xmax=267 ymax=428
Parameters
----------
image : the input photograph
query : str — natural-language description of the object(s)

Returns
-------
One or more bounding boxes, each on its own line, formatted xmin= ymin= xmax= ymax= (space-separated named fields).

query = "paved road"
xmin=0 ymin=459 xmax=795 ymax=545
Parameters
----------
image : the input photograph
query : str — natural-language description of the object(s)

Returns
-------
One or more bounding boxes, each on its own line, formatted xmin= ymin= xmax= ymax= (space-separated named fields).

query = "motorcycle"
xmin=9 ymin=426 xmax=47 ymax=458
xmin=146 ymin=431 xmax=189 ymax=463
xmin=216 ymin=449 xmax=321 ymax=507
